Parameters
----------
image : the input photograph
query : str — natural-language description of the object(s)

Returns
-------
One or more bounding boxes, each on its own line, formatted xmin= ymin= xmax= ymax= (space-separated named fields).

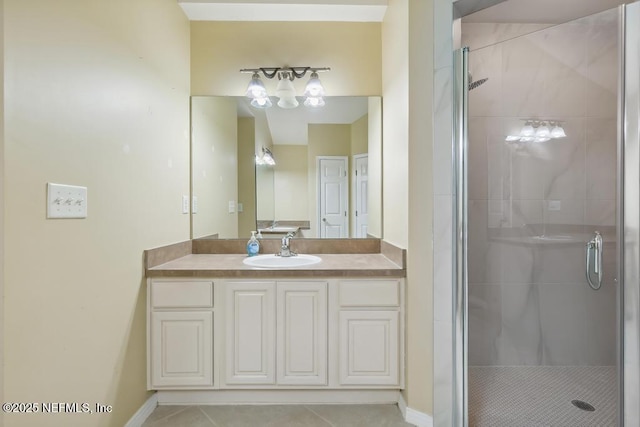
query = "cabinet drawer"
xmin=151 ymin=281 xmax=213 ymax=308
xmin=338 ymin=280 xmax=400 ymax=307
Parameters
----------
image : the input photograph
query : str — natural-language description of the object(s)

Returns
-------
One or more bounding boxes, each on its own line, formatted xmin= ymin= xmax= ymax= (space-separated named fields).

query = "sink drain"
xmin=571 ymin=400 xmax=595 ymax=412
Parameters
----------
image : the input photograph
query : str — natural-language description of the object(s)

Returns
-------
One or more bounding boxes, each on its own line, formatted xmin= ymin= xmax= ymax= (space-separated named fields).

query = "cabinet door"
xmin=339 ymin=311 xmax=399 ymax=385
xmin=225 ymin=282 xmax=276 ymax=385
xmin=150 ymin=311 xmax=213 ymax=388
xmin=277 ymin=282 xmax=328 ymax=385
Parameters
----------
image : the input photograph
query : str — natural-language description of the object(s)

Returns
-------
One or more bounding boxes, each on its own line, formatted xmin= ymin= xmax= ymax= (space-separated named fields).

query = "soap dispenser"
xmin=247 ymin=231 xmax=260 ymax=257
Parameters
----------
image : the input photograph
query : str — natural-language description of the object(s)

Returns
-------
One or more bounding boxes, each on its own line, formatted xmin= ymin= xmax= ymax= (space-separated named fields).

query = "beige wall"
xmin=351 ymin=114 xmax=369 ymax=156
xmin=272 ymin=145 xmax=309 ymax=221
xmin=191 ymin=22 xmax=382 ymax=96
xmin=4 ymin=1 xmax=190 ymax=426
xmin=254 ymin=112 xmax=275 ymax=222
xmin=256 ymin=165 xmax=275 ymax=222
xmin=383 ymin=0 xmax=434 ymax=416
xmin=237 ymin=118 xmax=256 ymax=238
xmin=191 ymin=97 xmax=238 ymax=239
xmin=367 ymin=97 xmax=383 ymax=238
xmin=307 ymin=124 xmax=351 ymax=237
xmin=408 ymin=0 xmax=434 ymax=416
xmin=382 ymin=0 xmax=410 ymax=249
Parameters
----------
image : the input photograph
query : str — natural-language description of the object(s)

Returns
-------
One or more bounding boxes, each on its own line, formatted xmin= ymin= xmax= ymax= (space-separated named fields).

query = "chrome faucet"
xmin=279 ymin=232 xmax=297 ymax=257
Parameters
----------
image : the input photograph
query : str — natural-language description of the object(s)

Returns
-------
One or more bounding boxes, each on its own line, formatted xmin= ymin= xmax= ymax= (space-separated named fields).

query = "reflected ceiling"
xmin=463 ymin=0 xmax=628 ymax=23
xmin=237 ymin=96 xmax=368 ymax=145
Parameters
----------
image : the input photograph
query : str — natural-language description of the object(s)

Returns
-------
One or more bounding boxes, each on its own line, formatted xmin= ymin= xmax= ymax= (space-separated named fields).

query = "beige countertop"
xmin=147 ymin=253 xmax=405 ymax=278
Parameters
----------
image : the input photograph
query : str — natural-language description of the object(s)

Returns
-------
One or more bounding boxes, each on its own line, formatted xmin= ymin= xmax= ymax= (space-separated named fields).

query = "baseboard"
xmin=398 ymin=394 xmax=433 ymax=427
xmin=124 ymin=393 xmax=158 ymax=427
xmin=156 ymin=389 xmax=401 ymax=405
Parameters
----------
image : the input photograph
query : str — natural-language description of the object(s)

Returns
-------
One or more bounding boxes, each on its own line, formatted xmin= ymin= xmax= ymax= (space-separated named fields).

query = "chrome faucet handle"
xmin=279 ymin=232 xmax=297 ymax=257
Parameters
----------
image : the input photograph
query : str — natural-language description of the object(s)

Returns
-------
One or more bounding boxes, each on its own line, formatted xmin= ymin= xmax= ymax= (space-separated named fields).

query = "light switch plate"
xmin=47 ymin=183 xmax=87 ymax=219
xmin=192 ymin=196 xmax=198 ymax=214
xmin=238 ymin=202 xmax=243 ymax=213
xmin=182 ymin=195 xmax=190 ymax=214
xmin=548 ymin=200 xmax=561 ymax=211
xmin=228 ymin=200 xmax=235 ymax=213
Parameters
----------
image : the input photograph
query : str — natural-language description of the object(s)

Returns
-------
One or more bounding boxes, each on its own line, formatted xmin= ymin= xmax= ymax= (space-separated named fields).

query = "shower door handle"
xmin=586 ymin=231 xmax=603 ymax=290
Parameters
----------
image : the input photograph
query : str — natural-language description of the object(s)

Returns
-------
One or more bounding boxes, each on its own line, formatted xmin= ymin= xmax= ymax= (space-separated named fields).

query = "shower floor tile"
xmin=469 ymin=366 xmax=617 ymax=427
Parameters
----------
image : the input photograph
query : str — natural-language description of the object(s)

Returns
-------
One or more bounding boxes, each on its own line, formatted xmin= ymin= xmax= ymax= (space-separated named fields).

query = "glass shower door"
xmin=461 ymin=8 xmax=621 ymax=426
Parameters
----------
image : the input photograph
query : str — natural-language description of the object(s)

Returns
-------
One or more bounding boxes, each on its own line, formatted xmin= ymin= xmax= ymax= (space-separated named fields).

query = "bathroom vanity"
xmin=144 ymin=239 xmax=405 ymax=404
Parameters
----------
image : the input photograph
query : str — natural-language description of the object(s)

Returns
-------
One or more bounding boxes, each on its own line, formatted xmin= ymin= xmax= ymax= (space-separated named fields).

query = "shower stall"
xmin=453 ymin=3 xmax=640 ymax=426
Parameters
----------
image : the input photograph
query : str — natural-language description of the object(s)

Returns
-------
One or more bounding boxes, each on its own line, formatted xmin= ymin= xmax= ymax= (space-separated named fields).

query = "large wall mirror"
xmin=191 ymin=96 xmax=382 ymax=240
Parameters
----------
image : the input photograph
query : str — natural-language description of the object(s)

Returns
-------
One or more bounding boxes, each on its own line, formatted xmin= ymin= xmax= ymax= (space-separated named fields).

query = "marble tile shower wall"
xmin=464 ymin=10 xmax=619 ymax=367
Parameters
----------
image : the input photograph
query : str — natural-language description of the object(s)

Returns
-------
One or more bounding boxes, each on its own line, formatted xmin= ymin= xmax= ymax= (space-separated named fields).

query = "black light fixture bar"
xmin=240 ymin=67 xmax=330 ymax=80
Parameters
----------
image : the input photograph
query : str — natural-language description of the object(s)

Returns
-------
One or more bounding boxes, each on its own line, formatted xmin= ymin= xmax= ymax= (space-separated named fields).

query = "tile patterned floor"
xmin=469 ymin=366 xmax=617 ymax=427
xmin=141 ymin=404 xmax=413 ymax=427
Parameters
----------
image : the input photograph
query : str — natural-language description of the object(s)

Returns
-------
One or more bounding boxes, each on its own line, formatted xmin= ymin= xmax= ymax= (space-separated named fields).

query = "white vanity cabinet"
xmin=148 ymin=277 xmax=403 ymax=392
xmin=148 ymin=280 xmax=214 ymax=389
xmin=224 ymin=281 xmax=277 ymax=385
xmin=337 ymin=280 xmax=401 ymax=386
xmin=223 ymin=281 xmax=328 ymax=387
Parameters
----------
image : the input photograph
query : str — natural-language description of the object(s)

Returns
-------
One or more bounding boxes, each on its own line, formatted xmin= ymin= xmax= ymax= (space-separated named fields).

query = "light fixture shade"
xmin=521 ymin=123 xmax=535 ymax=137
xmin=551 ymin=125 xmax=566 ymax=138
xmin=255 ymin=147 xmax=276 ymax=166
xmin=250 ymin=96 xmax=273 ymax=109
xmin=275 ymin=75 xmax=299 ymax=109
xmin=535 ymin=124 xmax=550 ymax=138
xmin=304 ymin=72 xmax=325 ymax=98
xmin=245 ymin=73 xmax=267 ymax=99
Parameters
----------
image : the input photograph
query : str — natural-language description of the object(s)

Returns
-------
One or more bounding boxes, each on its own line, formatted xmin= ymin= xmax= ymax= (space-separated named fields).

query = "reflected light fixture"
xmin=241 ymin=67 xmax=330 ymax=109
xmin=506 ymin=120 xmax=567 ymax=143
xmin=255 ymin=147 xmax=276 ymax=166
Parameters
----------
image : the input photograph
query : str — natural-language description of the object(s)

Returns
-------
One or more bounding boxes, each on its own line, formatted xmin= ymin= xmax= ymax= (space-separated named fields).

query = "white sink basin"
xmin=243 ymin=254 xmax=322 ymax=268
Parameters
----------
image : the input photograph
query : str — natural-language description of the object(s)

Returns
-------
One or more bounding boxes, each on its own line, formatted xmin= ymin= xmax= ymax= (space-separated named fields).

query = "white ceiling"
xmin=237 ymin=96 xmax=369 ymax=145
xmin=463 ymin=0 xmax=628 ymax=23
xmin=178 ymin=0 xmax=388 ymax=22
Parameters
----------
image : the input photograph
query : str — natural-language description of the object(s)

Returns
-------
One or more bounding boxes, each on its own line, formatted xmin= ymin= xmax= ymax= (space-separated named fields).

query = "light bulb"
xmin=551 ymin=125 xmax=566 ymax=138
xmin=304 ymin=72 xmax=325 ymax=98
xmin=250 ymin=96 xmax=272 ymax=109
xmin=245 ymin=73 xmax=267 ymax=99
xmin=304 ymin=96 xmax=325 ymax=107
xmin=520 ymin=122 xmax=535 ymax=137
xmin=535 ymin=123 xmax=550 ymax=138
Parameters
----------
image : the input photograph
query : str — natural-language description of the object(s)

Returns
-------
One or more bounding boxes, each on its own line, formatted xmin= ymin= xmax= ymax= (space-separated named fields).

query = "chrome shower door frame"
xmin=453 ymin=46 xmax=469 ymax=427
xmin=623 ymin=2 xmax=640 ymax=425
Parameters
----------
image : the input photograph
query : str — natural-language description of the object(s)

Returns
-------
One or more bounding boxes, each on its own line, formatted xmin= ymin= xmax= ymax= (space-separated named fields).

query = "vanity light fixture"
xmin=241 ymin=67 xmax=330 ymax=109
xmin=506 ymin=120 xmax=567 ymax=143
xmin=255 ymin=147 xmax=276 ymax=166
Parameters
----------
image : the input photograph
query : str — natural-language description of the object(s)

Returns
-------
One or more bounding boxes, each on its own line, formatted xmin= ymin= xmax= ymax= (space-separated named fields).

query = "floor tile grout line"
xmin=304 ymin=405 xmax=337 ymax=427
xmin=144 ymin=405 xmax=192 ymax=426
xmin=197 ymin=405 xmax=220 ymax=427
